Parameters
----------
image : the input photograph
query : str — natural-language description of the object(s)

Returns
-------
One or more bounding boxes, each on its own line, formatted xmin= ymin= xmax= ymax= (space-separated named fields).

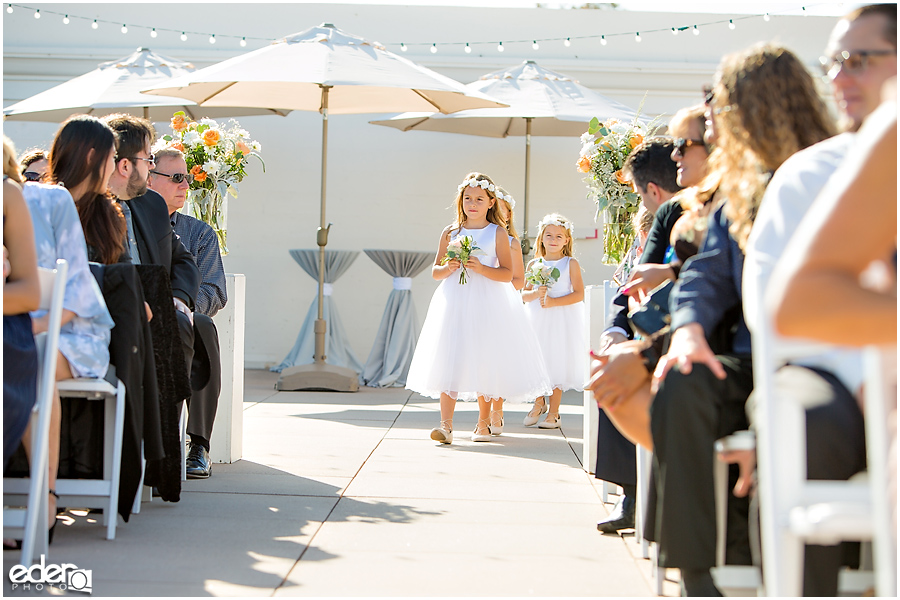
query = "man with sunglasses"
xmin=148 ymin=147 xmax=226 ymax=478
xmin=740 ymin=4 xmax=896 ymax=596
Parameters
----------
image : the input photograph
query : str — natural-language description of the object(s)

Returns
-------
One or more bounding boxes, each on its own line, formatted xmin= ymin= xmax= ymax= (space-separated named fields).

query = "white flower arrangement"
xmin=525 ymin=257 xmax=561 ymax=288
xmin=458 ymin=177 xmax=496 ymax=193
xmin=496 ymin=190 xmax=516 ymax=209
xmin=537 ymin=215 xmax=574 ymax=234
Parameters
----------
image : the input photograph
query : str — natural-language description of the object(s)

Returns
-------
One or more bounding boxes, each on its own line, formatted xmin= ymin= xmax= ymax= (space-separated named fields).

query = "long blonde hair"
xmin=711 ymin=43 xmax=835 ymax=249
xmin=534 ymin=213 xmax=575 ymax=259
xmin=3 ymin=136 xmax=23 ymax=184
xmin=450 ymin=172 xmax=505 ymax=235
xmin=496 ymin=185 xmax=519 ymax=240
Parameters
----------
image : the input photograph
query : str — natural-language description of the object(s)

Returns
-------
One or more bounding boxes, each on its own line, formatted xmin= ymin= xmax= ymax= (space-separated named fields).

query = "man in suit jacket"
xmin=102 ymin=114 xmax=214 ymax=478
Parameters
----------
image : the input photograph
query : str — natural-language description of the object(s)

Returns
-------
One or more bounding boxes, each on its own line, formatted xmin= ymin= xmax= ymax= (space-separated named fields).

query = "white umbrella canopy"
xmin=142 ymin=23 xmax=506 ymax=391
xmin=370 ymin=60 xmax=641 ymax=246
xmin=3 ymin=47 xmax=287 ymax=122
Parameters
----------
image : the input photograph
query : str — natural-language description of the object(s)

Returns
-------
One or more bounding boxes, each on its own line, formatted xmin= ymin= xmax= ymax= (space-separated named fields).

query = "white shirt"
xmin=744 ymin=133 xmax=863 ymax=393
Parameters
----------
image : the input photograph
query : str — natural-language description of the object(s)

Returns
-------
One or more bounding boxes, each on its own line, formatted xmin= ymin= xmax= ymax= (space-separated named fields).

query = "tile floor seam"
xmin=271 ymin=389 xmax=415 ymax=594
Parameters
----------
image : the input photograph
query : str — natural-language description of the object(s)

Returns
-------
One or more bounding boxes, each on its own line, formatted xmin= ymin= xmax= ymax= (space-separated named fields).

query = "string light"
xmin=671 ymin=27 xmax=678 ymax=35
xmin=240 ymin=37 xmax=247 ymax=47
xmin=497 ymin=41 xmax=504 ymax=52
xmin=62 ymin=14 xmax=69 ymax=24
xmin=763 ymin=13 xmax=771 ymax=21
xmin=180 ymin=31 xmax=187 ymax=41
xmin=600 ymin=35 xmax=607 ymax=46
xmin=32 ymin=8 xmax=38 ymax=18
xmin=121 ymin=24 xmax=128 ymax=34
xmin=532 ymin=40 xmax=539 ymax=50
xmin=400 ymin=42 xmax=407 ymax=52
xmin=91 ymin=19 xmax=98 ymax=29
xmin=693 ymin=25 xmax=700 ymax=35
xmin=634 ymin=32 xmax=641 ymax=42
xmin=209 ymin=34 xmax=216 ymax=44
xmin=430 ymin=43 xmax=437 ymax=53
xmin=150 ymin=28 xmax=157 ymax=38
xmin=6 ymin=5 xmax=12 ymax=13
xmin=802 ymin=5 xmax=807 ymax=15
xmin=728 ymin=19 xmax=735 ymax=30
xmin=465 ymin=42 xmax=471 ymax=53
xmin=564 ymin=37 xmax=571 ymax=47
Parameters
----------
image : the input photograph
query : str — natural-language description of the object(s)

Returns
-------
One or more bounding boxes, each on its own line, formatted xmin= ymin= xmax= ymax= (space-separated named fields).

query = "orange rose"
xmin=190 ymin=165 xmax=207 ymax=183
xmin=615 ymin=170 xmax=628 ymax=185
xmin=202 ymin=129 xmax=220 ymax=147
xmin=172 ymin=142 xmax=185 ymax=152
xmin=630 ymin=134 xmax=643 ymax=148
xmin=171 ymin=114 xmax=188 ymax=132
xmin=236 ymin=140 xmax=251 ymax=155
xmin=577 ymin=156 xmax=592 ymax=173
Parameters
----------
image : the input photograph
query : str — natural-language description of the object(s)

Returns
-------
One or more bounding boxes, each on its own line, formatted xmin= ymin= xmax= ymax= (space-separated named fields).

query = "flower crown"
xmin=537 ymin=215 xmax=574 ymax=234
xmin=458 ymin=177 xmax=496 ymax=194
xmin=496 ymin=190 xmax=516 ymax=209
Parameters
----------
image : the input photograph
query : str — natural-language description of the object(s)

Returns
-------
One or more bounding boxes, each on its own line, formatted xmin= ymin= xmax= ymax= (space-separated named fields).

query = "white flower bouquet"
xmin=525 ymin=258 xmax=561 ymax=288
xmin=441 ymin=234 xmax=484 ymax=284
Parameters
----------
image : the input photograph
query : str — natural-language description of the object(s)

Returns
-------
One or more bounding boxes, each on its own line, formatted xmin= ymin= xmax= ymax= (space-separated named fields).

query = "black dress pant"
xmin=649 ymin=354 xmax=754 ymax=570
xmin=185 ymin=314 xmax=221 ymax=444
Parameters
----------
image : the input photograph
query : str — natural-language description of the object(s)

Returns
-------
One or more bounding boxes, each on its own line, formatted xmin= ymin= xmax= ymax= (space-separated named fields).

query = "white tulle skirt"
xmin=524 ymin=299 xmax=586 ymax=392
xmin=407 ymin=273 xmax=552 ymax=403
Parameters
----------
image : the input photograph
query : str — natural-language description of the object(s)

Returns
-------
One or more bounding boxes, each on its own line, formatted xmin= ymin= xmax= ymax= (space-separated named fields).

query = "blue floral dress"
xmin=23 ymin=183 xmax=114 ymax=379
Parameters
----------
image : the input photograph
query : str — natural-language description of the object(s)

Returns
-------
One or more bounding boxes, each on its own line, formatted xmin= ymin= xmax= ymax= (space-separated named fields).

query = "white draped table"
xmin=270 ymin=249 xmax=363 ymax=373
xmin=359 ymin=249 xmax=434 ymax=388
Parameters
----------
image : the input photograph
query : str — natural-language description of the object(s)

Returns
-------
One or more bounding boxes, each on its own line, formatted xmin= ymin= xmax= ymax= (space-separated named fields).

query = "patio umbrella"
xmin=142 ymin=23 xmax=505 ymax=392
xmin=2 ymin=47 xmax=287 ymax=122
xmin=370 ymin=60 xmax=640 ymax=251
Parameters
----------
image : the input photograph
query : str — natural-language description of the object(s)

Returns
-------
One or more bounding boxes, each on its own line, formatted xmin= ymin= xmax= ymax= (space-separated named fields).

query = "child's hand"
xmin=445 ymin=258 xmax=461 ymax=273
xmin=539 ymin=291 xmax=554 ymax=308
xmin=464 ymin=256 xmax=483 ymax=275
xmin=537 ymin=286 xmax=548 ymax=303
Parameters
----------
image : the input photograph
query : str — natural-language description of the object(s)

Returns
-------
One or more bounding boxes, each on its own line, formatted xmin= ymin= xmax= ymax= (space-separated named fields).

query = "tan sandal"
xmin=523 ymin=397 xmax=548 ymax=427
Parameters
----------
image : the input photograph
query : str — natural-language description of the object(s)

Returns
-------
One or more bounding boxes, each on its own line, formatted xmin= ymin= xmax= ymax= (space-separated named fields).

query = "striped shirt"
xmin=171 ymin=212 xmax=227 ymax=317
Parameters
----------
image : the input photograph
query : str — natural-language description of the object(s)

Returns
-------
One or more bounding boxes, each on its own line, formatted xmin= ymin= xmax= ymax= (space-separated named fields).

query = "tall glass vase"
xmin=185 ymin=184 xmax=229 ymax=255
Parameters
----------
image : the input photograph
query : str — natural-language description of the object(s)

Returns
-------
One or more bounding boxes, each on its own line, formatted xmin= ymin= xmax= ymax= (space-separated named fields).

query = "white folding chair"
xmin=3 ymin=259 xmax=68 ymax=565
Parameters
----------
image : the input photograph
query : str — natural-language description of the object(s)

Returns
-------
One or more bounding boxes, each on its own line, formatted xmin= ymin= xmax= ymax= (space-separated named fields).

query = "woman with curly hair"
xmin=586 ymin=42 xmax=835 ymax=595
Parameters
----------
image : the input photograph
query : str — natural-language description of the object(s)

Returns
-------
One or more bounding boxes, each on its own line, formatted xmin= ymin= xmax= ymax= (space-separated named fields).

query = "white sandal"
xmin=538 ymin=412 xmax=561 ymax=429
xmin=430 ymin=419 xmax=453 ymax=444
xmin=489 ymin=410 xmax=504 ymax=436
xmin=472 ymin=419 xmax=492 ymax=442
xmin=523 ymin=398 xmax=548 ymax=427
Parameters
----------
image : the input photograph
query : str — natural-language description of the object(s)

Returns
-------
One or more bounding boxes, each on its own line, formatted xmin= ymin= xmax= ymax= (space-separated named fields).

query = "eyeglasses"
xmin=22 ymin=171 xmax=42 ymax=182
xmin=120 ymin=154 xmax=156 ymax=167
xmin=673 ymin=138 xmax=705 ymax=154
xmin=819 ymin=49 xmax=896 ymax=80
xmin=150 ymin=170 xmax=193 ymax=184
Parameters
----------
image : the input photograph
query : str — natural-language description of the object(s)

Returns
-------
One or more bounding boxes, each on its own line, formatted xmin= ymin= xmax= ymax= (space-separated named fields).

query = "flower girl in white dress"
xmin=406 ymin=173 xmax=551 ymax=444
xmin=521 ymin=214 xmax=586 ymax=429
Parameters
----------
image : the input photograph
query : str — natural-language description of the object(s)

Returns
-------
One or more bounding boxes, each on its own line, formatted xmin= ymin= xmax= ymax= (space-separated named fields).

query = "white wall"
xmin=3 ymin=3 xmax=840 ymax=367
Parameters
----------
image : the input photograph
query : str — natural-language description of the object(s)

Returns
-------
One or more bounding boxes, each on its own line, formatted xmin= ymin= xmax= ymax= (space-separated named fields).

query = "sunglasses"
xmin=819 ymin=49 xmax=896 ymax=80
xmin=120 ymin=154 xmax=156 ymax=167
xmin=703 ymin=85 xmax=714 ymax=106
xmin=22 ymin=171 xmax=42 ymax=182
xmin=673 ymin=138 xmax=705 ymax=154
xmin=150 ymin=170 xmax=193 ymax=184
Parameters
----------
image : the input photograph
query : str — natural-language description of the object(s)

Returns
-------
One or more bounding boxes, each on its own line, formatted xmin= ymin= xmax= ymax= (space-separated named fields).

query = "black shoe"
xmin=597 ymin=494 xmax=636 ymax=533
xmin=185 ymin=443 xmax=211 ymax=479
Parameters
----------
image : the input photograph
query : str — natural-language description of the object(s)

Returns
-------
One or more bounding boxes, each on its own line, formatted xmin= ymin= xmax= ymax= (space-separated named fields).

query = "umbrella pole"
xmin=314 ymin=85 xmax=332 ymax=365
xmin=521 ymin=117 xmax=533 ymax=255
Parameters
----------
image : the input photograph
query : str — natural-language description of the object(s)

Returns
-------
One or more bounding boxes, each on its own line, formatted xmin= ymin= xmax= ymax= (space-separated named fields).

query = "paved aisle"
xmin=4 ymin=370 xmax=664 ymax=597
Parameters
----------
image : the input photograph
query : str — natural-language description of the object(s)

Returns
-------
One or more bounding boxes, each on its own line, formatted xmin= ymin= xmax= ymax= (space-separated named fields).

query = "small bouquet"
xmin=441 ymin=234 xmax=484 ymax=284
xmin=577 ymin=109 xmax=661 ymax=265
xmin=525 ymin=258 xmax=561 ymax=288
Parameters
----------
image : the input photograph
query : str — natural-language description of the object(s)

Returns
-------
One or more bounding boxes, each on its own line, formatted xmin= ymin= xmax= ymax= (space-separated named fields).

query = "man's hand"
xmin=144 ymin=301 xmax=153 ymax=322
xmin=623 ymin=263 xmax=676 ymax=300
xmin=597 ymin=330 xmax=627 ymax=354
xmin=586 ymin=340 xmax=651 ymax=411
xmin=719 ymin=448 xmax=757 ymax=498
xmin=651 ymin=322 xmax=725 ymax=394
xmin=173 ymin=297 xmax=194 ymax=326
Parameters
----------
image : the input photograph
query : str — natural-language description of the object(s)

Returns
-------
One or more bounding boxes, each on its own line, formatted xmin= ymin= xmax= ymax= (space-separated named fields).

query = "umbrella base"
xmin=276 ymin=363 xmax=359 ymax=392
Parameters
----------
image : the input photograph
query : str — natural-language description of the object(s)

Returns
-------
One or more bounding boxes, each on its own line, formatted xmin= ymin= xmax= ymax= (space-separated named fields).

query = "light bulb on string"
xmin=693 ymin=25 xmax=700 ymax=35
xmin=763 ymin=13 xmax=771 ymax=21
xmin=33 ymin=9 xmax=39 ymax=18
xmin=671 ymin=27 xmax=678 ymax=35
xmin=600 ymin=35 xmax=607 ymax=46
xmin=801 ymin=6 xmax=807 ymax=15
xmin=634 ymin=32 xmax=641 ymax=42
xmin=430 ymin=43 xmax=437 ymax=53
xmin=532 ymin=40 xmax=539 ymax=50
xmin=465 ymin=42 xmax=471 ymax=53
xmin=564 ymin=37 xmax=571 ymax=47
xmin=180 ymin=32 xmax=187 ymax=41
xmin=497 ymin=41 xmax=504 ymax=52
xmin=150 ymin=28 xmax=157 ymax=38
xmin=728 ymin=19 xmax=735 ymax=30
xmin=240 ymin=37 xmax=247 ymax=47
xmin=121 ymin=24 xmax=128 ymax=34
xmin=6 ymin=5 xmax=12 ymax=14
xmin=400 ymin=42 xmax=407 ymax=52
xmin=63 ymin=15 xmax=70 ymax=24
xmin=209 ymin=34 xmax=216 ymax=44
xmin=92 ymin=19 xmax=98 ymax=29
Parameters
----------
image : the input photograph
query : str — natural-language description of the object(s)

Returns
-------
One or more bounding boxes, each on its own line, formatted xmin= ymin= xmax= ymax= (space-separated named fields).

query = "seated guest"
xmin=587 ymin=43 xmax=835 ymax=595
xmin=148 ymin=146 xmax=225 ymax=478
xmin=3 ymin=137 xmax=40 ymax=471
xmin=18 ymin=149 xmax=49 ymax=183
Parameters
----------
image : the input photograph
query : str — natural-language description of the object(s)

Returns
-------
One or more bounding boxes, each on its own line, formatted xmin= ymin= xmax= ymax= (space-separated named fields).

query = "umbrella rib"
xmin=411 ymin=90 xmax=444 ymax=114
xmin=198 ymin=82 xmax=237 ymax=106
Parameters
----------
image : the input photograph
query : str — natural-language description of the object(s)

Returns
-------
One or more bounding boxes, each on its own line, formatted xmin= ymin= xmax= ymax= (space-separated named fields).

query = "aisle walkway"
xmin=4 ymin=370 xmax=674 ymax=596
